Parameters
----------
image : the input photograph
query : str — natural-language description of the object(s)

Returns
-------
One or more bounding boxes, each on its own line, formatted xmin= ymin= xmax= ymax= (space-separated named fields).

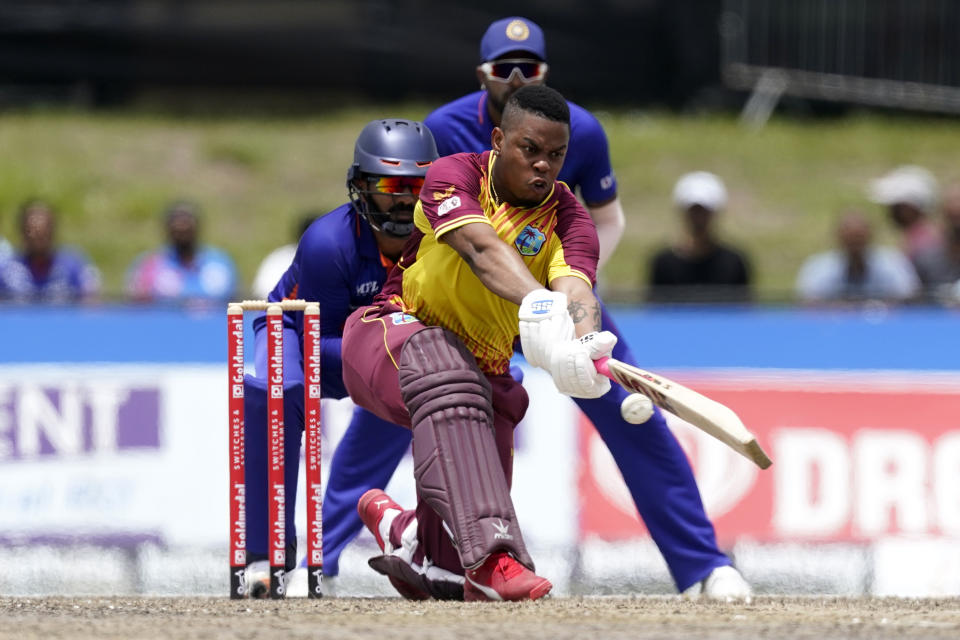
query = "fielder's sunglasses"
xmin=368 ymin=175 xmax=425 ymax=195
xmin=480 ymin=59 xmax=549 ymax=83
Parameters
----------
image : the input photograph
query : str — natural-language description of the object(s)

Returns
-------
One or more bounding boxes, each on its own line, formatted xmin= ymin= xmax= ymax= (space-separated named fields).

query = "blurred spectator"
xmin=914 ymin=183 xmax=960 ymax=302
xmin=250 ymin=212 xmax=319 ymax=299
xmin=126 ymin=200 xmax=237 ymax=304
xmin=795 ymin=210 xmax=920 ymax=304
xmin=647 ymin=171 xmax=752 ymax=303
xmin=0 ymin=217 xmax=11 ymax=262
xmin=0 ymin=199 xmax=101 ymax=303
xmin=868 ymin=165 xmax=942 ymax=264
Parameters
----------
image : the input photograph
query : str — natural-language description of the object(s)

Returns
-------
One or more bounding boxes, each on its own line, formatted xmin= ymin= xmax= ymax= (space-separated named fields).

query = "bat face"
xmin=610 ymin=369 xmax=679 ymax=416
xmin=595 ymin=357 xmax=772 ymax=470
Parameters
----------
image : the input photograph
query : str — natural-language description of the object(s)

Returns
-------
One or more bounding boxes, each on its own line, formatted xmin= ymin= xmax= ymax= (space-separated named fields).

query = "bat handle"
xmin=594 ymin=356 xmax=612 ymax=378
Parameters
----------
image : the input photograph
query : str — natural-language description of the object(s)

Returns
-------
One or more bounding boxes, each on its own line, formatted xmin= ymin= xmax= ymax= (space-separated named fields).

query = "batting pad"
xmin=398 ymin=327 xmax=534 ymax=571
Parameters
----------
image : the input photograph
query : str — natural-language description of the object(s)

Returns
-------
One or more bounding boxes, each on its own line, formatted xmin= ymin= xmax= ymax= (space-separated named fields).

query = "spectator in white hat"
xmin=868 ymin=165 xmax=942 ymax=263
xmin=647 ymin=171 xmax=752 ymax=303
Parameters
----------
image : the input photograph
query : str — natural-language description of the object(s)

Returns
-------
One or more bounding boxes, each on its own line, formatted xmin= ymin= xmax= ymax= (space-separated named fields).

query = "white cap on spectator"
xmin=867 ymin=165 xmax=939 ymax=213
xmin=673 ymin=171 xmax=727 ymax=211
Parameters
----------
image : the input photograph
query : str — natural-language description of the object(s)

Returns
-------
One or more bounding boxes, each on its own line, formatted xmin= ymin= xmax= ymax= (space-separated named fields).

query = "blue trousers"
xmin=578 ymin=306 xmax=730 ymax=589
xmin=319 ymin=406 xmax=411 ymax=575
xmin=243 ymin=375 xmax=304 ymax=562
xmin=318 ymin=304 xmax=731 ymax=590
xmin=243 ymin=321 xmax=411 ymax=571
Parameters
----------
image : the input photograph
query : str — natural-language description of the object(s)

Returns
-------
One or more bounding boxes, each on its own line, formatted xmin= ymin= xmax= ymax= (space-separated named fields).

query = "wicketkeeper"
xmin=240 ymin=117 xmax=438 ymax=596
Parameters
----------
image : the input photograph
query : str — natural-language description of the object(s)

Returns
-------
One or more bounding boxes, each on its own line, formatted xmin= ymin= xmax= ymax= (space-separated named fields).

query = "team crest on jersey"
xmin=515 ymin=225 xmax=546 ymax=256
xmin=433 ymin=185 xmax=456 ymax=201
xmin=390 ymin=312 xmax=418 ymax=325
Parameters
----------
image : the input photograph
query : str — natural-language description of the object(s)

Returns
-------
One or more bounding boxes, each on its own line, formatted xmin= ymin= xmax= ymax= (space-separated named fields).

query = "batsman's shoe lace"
xmin=358 ymin=488 xmax=430 ymax=600
xmin=683 ymin=565 xmax=752 ymax=603
xmin=464 ymin=552 xmax=552 ymax=602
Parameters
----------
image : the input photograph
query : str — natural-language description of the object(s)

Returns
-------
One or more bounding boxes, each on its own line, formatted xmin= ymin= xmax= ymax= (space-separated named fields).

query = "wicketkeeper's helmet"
xmin=347 ymin=119 xmax=438 ymax=237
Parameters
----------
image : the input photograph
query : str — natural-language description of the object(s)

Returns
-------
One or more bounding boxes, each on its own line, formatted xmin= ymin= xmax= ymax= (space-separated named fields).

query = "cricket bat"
xmin=594 ymin=357 xmax=772 ymax=470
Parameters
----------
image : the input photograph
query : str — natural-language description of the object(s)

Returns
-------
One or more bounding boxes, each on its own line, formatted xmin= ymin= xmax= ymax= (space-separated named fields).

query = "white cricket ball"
xmin=620 ymin=393 xmax=654 ymax=424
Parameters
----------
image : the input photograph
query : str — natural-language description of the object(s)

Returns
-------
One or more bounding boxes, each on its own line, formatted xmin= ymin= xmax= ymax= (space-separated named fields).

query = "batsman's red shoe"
xmin=358 ymin=489 xmax=401 ymax=552
xmin=464 ymin=552 xmax=552 ymax=602
xmin=357 ymin=489 xmax=430 ymax=601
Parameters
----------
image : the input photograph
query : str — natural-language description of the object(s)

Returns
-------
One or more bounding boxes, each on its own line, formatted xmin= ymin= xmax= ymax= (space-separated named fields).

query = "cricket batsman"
xmin=342 ymin=85 xmax=615 ymax=601
xmin=421 ymin=16 xmax=750 ymax=598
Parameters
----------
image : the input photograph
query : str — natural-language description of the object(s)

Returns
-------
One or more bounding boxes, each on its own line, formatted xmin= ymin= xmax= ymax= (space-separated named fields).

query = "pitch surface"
xmin=2 ymin=596 xmax=959 ymax=639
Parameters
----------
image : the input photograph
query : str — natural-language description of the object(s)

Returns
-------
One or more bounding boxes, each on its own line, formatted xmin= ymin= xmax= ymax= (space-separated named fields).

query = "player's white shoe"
xmin=682 ymin=565 xmax=752 ymax=603
xmin=245 ymin=560 xmax=270 ymax=598
xmin=244 ymin=560 xmax=302 ymax=598
xmin=287 ymin=572 xmax=337 ymax=598
xmin=282 ymin=567 xmax=308 ymax=598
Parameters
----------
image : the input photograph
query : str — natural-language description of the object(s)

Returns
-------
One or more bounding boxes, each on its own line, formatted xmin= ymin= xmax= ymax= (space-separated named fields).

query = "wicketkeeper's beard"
xmin=387 ymin=202 xmax=415 ymax=216
xmin=380 ymin=203 xmax=416 ymax=238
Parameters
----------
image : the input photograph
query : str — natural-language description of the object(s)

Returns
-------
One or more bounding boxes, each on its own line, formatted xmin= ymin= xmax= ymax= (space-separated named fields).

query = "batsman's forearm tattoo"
xmin=568 ymin=300 xmax=602 ymax=332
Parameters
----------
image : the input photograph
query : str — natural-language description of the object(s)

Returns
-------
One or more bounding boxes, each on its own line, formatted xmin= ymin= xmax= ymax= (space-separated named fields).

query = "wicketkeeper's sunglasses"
xmin=368 ymin=175 xmax=425 ymax=195
xmin=480 ymin=59 xmax=549 ymax=84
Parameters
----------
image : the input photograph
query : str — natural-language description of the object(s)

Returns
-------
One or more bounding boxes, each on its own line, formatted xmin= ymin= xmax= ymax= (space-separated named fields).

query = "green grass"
xmin=1 ymin=106 xmax=957 ymax=302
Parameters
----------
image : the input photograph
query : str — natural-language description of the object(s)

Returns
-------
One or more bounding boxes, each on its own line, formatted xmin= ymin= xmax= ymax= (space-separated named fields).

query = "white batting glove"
xmin=518 ymin=289 xmax=575 ymax=370
xmin=548 ymin=331 xmax=617 ymax=398
xmin=578 ymin=330 xmax=618 ymax=361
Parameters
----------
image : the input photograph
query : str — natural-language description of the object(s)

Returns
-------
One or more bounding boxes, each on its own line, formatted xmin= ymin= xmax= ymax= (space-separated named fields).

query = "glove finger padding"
xmin=578 ymin=330 xmax=618 ymax=360
xmin=549 ymin=332 xmax=613 ymax=399
xmin=518 ymin=289 xmax=574 ymax=370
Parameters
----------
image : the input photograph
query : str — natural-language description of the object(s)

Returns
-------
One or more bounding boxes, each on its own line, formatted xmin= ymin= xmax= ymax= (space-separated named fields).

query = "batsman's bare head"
xmin=491 ymin=85 xmax=570 ymax=208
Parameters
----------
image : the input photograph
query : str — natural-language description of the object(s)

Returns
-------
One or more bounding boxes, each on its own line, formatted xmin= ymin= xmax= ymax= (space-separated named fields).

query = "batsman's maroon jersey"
xmin=379 ymin=150 xmax=599 ymax=374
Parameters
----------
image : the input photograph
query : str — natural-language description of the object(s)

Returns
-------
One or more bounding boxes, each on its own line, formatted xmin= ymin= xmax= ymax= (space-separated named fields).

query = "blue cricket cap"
xmin=480 ymin=17 xmax=547 ymax=62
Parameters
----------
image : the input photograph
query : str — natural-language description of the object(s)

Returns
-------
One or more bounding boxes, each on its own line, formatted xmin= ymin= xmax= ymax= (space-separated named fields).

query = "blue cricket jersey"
xmin=253 ymin=203 xmax=388 ymax=399
xmin=424 ymin=90 xmax=618 ymax=206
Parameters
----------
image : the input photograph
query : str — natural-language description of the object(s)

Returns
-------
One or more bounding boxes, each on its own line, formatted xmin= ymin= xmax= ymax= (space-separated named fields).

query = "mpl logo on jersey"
xmin=355 ymin=281 xmax=379 ymax=296
xmin=577 ymin=372 xmax=960 ymax=544
xmin=0 ymin=381 xmax=161 ymax=460
xmin=515 ymin=225 xmax=546 ymax=256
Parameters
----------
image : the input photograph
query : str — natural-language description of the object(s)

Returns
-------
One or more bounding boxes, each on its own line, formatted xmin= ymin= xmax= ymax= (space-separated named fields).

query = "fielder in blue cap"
xmin=479 ymin=16 xmax=547 ymax=61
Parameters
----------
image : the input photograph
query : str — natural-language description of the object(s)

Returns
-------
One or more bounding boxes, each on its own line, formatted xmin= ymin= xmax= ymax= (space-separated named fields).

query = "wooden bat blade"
xmin=595 ymin=357 xmax=772 ymax=470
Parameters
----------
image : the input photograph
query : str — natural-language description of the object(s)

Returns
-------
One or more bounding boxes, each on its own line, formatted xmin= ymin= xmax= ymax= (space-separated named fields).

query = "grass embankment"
xmin=1 ymin=107 xmax=957 ymax=302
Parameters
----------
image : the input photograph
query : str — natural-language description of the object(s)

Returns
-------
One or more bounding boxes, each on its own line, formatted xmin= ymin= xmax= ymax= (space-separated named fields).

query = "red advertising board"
xmin=578 ymin=372 xmax=960 ymax=544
